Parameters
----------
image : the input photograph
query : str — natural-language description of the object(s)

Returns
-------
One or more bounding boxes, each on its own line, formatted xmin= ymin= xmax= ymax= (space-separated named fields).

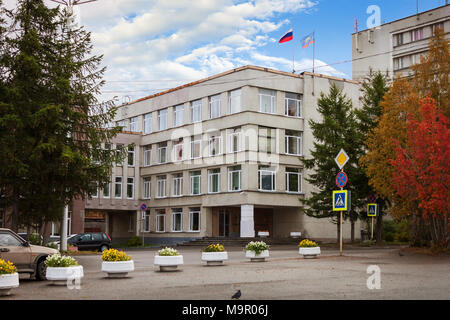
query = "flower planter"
xmin=245 ymin=250 xmax=269 ymax=262
xmin=201 ymin=252 xmax=228 ymax=266
xmin=46 ymin=265 xmax=84 ymax=285
xmin=102 ymin=260 xmax=135 ymax=278
xmin=258 ymin=231 xmax=270 ymax=238
xmin=0 ymin=273 xmax=19 ymax=296
xmin=154 ymin=255 xmax=183 ymax=271
xmin=299 ymin=247 xmax=321 ymax=258
xmin=290 ymin=232 xmax=302 ymax=238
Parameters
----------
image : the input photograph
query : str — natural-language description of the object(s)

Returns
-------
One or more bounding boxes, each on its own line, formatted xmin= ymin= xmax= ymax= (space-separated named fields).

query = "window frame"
xmin=158 ymin=108 xmax=168 ymax=131
xmin=172 ymin=174 xmax=183 ymax=197
xmin=143 ymin=177 xmax=151 ymax=199
xmin=156 ymin=210 xmax=166 ymax=233
xmin=208 ymin=168 xmax=221 ymax=194
xmin=285 ymin=93 xmax=302 ymax=118
xmin=191 ymin=99 xmax=202 ymax=123
xmin=190 ymin=171 xmax=201 ymax=195
xmin=114 ymin=176 xmax=122 ymax=198
xmin=127 ymin=145 xmax=135 ymax=167
xmin=126 ymin=177 xmax=134 ymax=199
xmin=258 ymin=89 xmax=276 ymax=114
xmin=229 ymin=88 xmax=242 ymax=114
xmin=258 ymin=168 xmax=276 ymax=192
xmin=286 ymin=169 xmax=302 ymax=193
xmin=143 ymin=113 xmax=152 ymax=134
xmin=189 ymin=208 xmax=201 ymax=232
xmin=190 ymin=138 xmax=202 ymax=159
xmin=158 ymin=143 xmax=168 ymax=164
xmin=228 ymin=166 xmax=241 ymax=192
xmin=209 ymin=135 xmax=222 ymax=156
xmin=171 ymin=209 xmax=183 ymax=232
xmin=285 ymin=131 xmax=302 ymax=156
xmin=209 ymin=94 xmax=221 ymax=119
xmin=174 ymin=104 xmax=184 ymax=127
xmin=129 ymin=116 xmax=138 ymax=132
xmin=143 ymin=145 xmax=152 ymax=167
xmin=156 ymin=176 xmax=167 ymax=198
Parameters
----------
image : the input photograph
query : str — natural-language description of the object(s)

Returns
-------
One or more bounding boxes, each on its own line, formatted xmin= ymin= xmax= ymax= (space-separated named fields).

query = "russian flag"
xmin=279 ymin=28 xmax=293 ymax=43
xmin=301 ymin=32 xmax=314 ymax=48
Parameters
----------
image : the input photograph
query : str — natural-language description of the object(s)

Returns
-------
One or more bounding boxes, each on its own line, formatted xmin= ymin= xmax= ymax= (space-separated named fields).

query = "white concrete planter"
xmin=299 ymin=247 xmax=321 ymax=258
xmin=290 ymin=232 xmax=302 ymax=238
xmin=0 ymin=273 xmax=19 ymax=296
xmin=258 ymin=231 xmax=270 ymax=237
xmin=102 ymin=260 xmax=135 ymax=278
xmin=245 ymin=250 xmax=269 ymax=262
xmin=46 ymin=265 xmax=84 ymax=285
xmin=201 ymin=252 xmax=228 ymax=266
xmin=154 ymin=255 xmax=183 ymax=271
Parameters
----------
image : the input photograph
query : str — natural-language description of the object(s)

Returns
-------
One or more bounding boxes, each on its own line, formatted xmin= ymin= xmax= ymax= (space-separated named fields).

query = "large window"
xmin=126 ymin=177 xmax=134 ymax=199
xmin=143 ymin=113 xmax=152 ymax=134
xmin=258 ymin=166 xmax=275 ymax=191
xmin=259 ymin=88 xmax=275 ymax=113
xmin=174 ymin=104 xmax=184 ymax=127
xmin=143 ymin=211 xmax=151 ymax=232
xmin=285 ymin=130 xmax=302 ymax=155
xmin=411 ymin=27 xmax=423 ymax=42
xmin=129 ymin=116 xmax=138 ymax=132
xmin=158 ymin=142 xmax=167 ymax=164
xmin=158 ymin=108 xmax=168 ymax=130
xmin=258 ymin=127 xmax=276 ymax=153
xmin=114 ymin=176 xmax=122 ymax=198
xmin=143 ymin=177 xmax=151 ymax=199
xmin=285 ymin=93 xmax=302 ymax=118
xmin=209 ymin=133 xmax=222 ymax=156
xmin=393 ymin=32 xmax=404 ymax=46
xmin=208 ymin=168 xmax=220 ymax=193
xmin=127 ymin=145 xmax=135 ymax=166
xmin=143 ymin=145 xmax=152 ymax=167
xmin=191 ymin=99 xmax=202 ymax=123
xmin=228 ymin=165 xmax=241 ymax=192
xmin=172 ymin=208 xmax=183 ymax=232
xmin=173 ymin=138 xmax=183 ymax=162
xmin=190 ymin=171 xmax=201 ymax=195
xmin=286 ymin=168 xmax=302 ymax=193
xmin=229 ymin=88 xmax=241 ymax=114
xmin=394 ymin=56 xmax=405 ymax=70
xmin=209 ymin=94 xmax=221 ymax=119
xmin=228 ymin=127 xmax=241 ymax=153
xmin=156 ymin=175 xmax=166 ymax=198
xmin=172 ymin=173 xmax=183 ymax=197
xmin=189 ymin=208 xmax=200 ymax=232
xmin=156 ymin=210 xmax=165 ymax=232
xmin=115 ymin=144 xmax=124 ymax=166
xmin=91 ymin=182 xmax=98 ymax=198
xmin=102 ymin=182 xmax=110 ymax=198
xmin=191 ymin=136 xmax=202 ymax=159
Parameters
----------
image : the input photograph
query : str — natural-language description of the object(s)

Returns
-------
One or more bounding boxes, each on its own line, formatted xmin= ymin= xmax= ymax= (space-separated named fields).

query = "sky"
xmin=3 ymin=0 xmax=447 ymax=103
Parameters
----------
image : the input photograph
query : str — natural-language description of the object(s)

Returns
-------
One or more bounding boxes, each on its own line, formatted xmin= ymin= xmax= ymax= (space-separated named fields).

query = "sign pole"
xmin=371 ymin=216 xmax=374 ymax=240
xmin=340 ymin=178 xmax=343 ymax=256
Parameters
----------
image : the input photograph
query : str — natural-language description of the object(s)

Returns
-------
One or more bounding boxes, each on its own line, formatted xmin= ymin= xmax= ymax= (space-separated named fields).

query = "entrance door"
xmin=218 ymin=209 xmax=231 ymax=237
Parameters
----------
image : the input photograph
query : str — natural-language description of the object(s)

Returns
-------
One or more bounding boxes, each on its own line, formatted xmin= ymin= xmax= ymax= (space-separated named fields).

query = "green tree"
xmin=300 ymin=83 xmax=365 ymax=243
xmin=0 ymin=0 xmax=123 ymax=235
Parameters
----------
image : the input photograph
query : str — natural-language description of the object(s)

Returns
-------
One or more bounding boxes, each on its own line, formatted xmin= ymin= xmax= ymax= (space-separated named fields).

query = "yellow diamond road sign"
xmin=335 ymin=149 xmax=349 ymax=170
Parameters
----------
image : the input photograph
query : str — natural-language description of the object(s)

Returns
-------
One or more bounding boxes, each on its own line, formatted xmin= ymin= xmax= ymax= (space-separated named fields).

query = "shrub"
xmin=127 ymin=236 xmax=143 ymax=247
xmin=0 ymin=259 xmax=17 ymax=275
xmin=382 ymin=219 xmax=411 ymax=243
xmin=157 ymin=247 xmax=179 ymax=256
xmin=45 ymin=253 xmax=78 ymax=267
xmin=102 ymin=248 xmax=131 ymax=262
xmin=202 ymin=244 xmax=225 ymax=252
xmin=244 ymin=241 xmax=269 ymax=254
xmin=298 ymin=239 xmax=318 ymax=247
xmin=45 ymin=242 xmax=58 ymax=249
xmin=29 ymin=233 xmax=41 ymax=245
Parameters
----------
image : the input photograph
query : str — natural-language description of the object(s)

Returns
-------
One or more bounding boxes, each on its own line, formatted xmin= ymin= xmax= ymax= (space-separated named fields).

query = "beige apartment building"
xmin=81 ymin=65 xmax=362 ymax=245
xmin=352 ymin=4 xmax=449 ymax=80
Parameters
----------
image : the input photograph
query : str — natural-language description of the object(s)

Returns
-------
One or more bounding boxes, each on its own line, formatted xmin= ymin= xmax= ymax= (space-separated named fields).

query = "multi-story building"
xmin=352 ymin=4 xmax=449 ymax=80
xmin=78 ymin=65 xmax=361 ymax=244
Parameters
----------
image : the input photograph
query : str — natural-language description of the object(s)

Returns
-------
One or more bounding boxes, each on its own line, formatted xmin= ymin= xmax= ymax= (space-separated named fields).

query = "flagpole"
xmin=312 ymin=30 xmax=315 ymax=73
xmin=292 ymin=29 xmax=295 ymax=73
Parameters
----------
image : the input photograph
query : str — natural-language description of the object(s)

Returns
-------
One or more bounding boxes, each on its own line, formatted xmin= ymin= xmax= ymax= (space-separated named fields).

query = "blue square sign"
xmin=332 ymin=190 xmax=348 ymax=211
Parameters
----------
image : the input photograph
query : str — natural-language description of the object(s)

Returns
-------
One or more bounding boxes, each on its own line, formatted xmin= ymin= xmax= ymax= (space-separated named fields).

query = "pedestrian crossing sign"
xmin=367 ymin=203 xmax=377 ymax=217
xmin=332 ymin=190 xmax=348 ymax=211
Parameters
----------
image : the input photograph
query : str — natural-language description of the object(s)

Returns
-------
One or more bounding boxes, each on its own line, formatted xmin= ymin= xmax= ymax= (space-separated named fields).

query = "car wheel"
xmin=36 ymin=257 xmax=47 ymax=281
xmin=100 ymin=245 xmax=109 ymax=252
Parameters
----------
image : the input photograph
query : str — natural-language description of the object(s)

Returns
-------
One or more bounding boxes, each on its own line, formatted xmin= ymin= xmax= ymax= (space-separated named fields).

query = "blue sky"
xmin=6 ymin=0 xmax=444 ymax=102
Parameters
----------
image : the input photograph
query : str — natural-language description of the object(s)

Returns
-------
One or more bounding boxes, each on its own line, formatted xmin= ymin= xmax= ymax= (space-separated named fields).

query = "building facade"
xmin=352 ymin=4 xmax=449 ymax=80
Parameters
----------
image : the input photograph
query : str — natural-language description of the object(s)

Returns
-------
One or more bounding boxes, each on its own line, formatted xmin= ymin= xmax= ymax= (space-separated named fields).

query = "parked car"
xmin=46 ymin=234 xmax=78 ymax=250
xmin=67 ymin=232 xmax=112 ymax=252
xmin=0 ymin=228 xmax=58 ymax=280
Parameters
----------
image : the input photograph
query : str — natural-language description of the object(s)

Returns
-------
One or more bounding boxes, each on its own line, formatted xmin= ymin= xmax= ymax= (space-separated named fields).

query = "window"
xmin=174 ymin=104 xmax=184 ymax=127
xmin=102 ymin=182 xmax=110 ymax=198
xmin=91 ymin=182 xmax=98 ymax=198
xmin=191 ymin=136 xmax=202 ymax=159
xmin=158 ymin=142 xmax=167 ymax=164
xmin=208 ymin=168 xmax=220 ymax=193
xmin=258 ymin=166 xmax=275 ymax=191
xmin=191 ymin=99 xmax=202 ymax=123
xmin=286 ymin=167 xmax=302 ymax=193
xmin=0 ymin=233 xmax=22 ymax=246
xmin=143 ymin=177 xmax=151 ymax=199
xmin=156 ymin=210 xmax=165 ymax=232
xmin=115 ymin=144 xmax=124 ymax=166
xmin=209 ymin=94 xmax=221 ymax=119
xmin=285 ymin=130 xmax=302 ymax=155
xmin=143 ymin=113 xmax=152 ymax=134
xmin=209 ymin=133 xmax=222 ymax=156
xmin=411 ymin=52 xmax=426 ymax=65
xmin=173 ymin=138 xmax=183 ymax=162
xmin=394 ymin=56 xmax=405 ymax=70
xmin=393 ymin=33 xmax=404 ymax=46
xmin=228 ymin=165 xmax=241 ymax=191
xmin=156 ymin=175 xmax=166 ymax=198
xmin=432 ymin=22 xmax=444 ymax=35
xmin=114 ymin=176 xmax=122 ymax=198
xmin=259 ymin=88 xmax=275 ymax=113
xmin=158 ymin=108 xmax=168 ymax=130
xmin=172 ymin=173 xmax=183 ymax=197
xmin=127 ymin=145 xmax=135 ymax=166
xmin=129 ymin=116 xmax=138 ymax=132
xmin=285 ymin=93 xmax=302 ymax=118
xmin=258 ymin=127 xmax=276 ymax=153
xmin=116 ymin=120 xmax=126 ymax=131
xmin=411 ymin=28 xmax=423 ymax=42
xmin=228 ymin=127 xmax=241 ymax=153
xmin=128 ymin=215 xmax=135 ymax=232
xmin=172 ymin=208 xmax=183 ymax=232
xmin=143 ymin=211 xmax=150 ymax=232
xmin=189 ymin=208 xmax=200 ymax=232
xmin=143 ymin=145 xmax=152 ymax=166
xmin=127 ymin=177 xmax=134 ymax=199
xmin=229 ymin=88 xmax=241 ymax=114
xmin=190 ymin=171 xmax=201 ymax=195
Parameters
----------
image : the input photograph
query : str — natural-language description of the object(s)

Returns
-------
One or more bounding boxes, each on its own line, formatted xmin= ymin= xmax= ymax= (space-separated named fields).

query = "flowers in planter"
xmin=0 ymin=259 xmax=17 ymax=275
xmin=298 ymin=239 xmax=318 ymax=247
xmin=244 ymin=241 xmax=269 ymax=254
xmin=202 ymin=244 xmax=225 ymax=252
xmin=45 ymin=253 xmax=78 ymax=267
xmin=157 ymin=247 xmax=179 ymax=256
xmin=102 ymin=248 xmax=131 ymax=262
